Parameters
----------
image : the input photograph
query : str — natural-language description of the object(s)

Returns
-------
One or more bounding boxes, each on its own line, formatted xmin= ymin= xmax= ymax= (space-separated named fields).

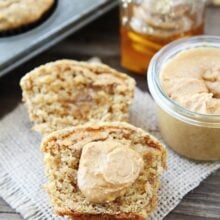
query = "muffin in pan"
xmin=0 ymin=0 xmax=55 ymax=34
xmin=20 ymin=60 xmax=135 ymax=135
xmin=41 ymin=122 xmax=167 ymax=220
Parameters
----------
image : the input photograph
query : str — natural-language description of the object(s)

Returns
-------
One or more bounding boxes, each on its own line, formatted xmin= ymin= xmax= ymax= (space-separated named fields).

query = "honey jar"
xmin=120 ymin=0 xmax=206 ymax=74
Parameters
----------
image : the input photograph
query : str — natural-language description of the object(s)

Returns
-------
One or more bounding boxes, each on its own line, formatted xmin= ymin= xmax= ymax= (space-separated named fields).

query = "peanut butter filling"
xmin=160 ymin=47 xmax=220 ymax=114
xmin=77 ymin=141 xmax=144 ymax=203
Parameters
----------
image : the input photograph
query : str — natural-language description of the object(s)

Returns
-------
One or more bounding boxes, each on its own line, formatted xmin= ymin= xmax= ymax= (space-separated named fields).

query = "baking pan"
xmin=0 ymin=0 xmax=119 ymax=77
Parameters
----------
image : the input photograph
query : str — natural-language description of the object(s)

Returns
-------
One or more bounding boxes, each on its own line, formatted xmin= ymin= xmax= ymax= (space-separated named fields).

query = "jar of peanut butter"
xmin=148 ymin=36 xmax=220 ymax=161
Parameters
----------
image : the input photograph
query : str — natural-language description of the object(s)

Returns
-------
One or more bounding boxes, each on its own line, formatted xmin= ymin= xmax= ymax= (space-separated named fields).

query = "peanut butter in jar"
xmin=120 ymin=0 xmax=206 ymax=74
xmin=148 ymin=36 xmax=220 ymax=161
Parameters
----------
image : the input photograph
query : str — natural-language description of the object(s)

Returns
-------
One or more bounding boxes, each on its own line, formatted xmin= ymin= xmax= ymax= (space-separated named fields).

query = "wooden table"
xmin=0 ymin=6 xmax=220 ymax=220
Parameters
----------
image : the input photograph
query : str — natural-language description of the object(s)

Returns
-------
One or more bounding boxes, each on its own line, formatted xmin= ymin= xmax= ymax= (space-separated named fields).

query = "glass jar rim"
xmin=148 ymin=35 xmax=220 ymax=127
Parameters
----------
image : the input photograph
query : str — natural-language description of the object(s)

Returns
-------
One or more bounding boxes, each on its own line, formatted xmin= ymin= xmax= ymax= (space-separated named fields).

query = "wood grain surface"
xmin=0 ymin=6 xmax=220 ymax=220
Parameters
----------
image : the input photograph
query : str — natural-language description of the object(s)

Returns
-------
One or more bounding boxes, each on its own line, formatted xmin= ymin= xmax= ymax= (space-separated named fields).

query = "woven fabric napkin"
xmin=0 ymin=88 xmax=220 ymax=220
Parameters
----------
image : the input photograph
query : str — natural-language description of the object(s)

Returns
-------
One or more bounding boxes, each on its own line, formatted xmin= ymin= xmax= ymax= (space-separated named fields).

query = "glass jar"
xmin=210 ymin=0 xmax=220 ymax=5
xmin=120 ymin=0 xmax=206 ymax=74
xmin=148 ymin=36 xmax=220 ymax=161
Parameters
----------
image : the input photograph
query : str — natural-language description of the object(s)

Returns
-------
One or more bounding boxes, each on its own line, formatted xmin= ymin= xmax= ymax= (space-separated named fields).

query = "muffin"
xmin=20 ymin=60 xmax=135 ymax=135
xmin=41 ymin=122 xmax=167 ymax=220
xmin=0 ymin=0 xmax=55 ymax=33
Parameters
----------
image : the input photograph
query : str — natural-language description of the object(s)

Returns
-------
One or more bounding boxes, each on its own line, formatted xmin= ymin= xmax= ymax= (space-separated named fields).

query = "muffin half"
xmin=41 ymin=122 xmax=167 ymax=220
xmin=20 ymin=60 xmax=135 ymax=135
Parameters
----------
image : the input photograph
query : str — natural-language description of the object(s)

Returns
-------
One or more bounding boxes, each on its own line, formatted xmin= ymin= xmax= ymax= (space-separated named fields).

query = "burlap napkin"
xmin=0 ymin=88 xmax=219 ymax=220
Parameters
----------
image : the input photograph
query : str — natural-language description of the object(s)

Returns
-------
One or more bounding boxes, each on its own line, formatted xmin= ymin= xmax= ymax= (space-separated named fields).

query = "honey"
xmin=120 ymin=0 xmax=206 ymax=74
xmin=120 ymin=25 xmax=204 ymax=74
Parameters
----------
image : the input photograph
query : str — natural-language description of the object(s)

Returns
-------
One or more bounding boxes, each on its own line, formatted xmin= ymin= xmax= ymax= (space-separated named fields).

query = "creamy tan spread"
xmin=160 ymin=47 xmax=220 ymax=114
xmin=77 ymin=141 xmax=144 ymax=203
xmin=132 ymin=0 xmax=199 ymax=38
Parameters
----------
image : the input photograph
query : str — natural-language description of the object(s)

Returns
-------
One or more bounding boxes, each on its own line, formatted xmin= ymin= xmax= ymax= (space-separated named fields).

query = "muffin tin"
xmin=0 ymin=0 xmax=118 ymax=77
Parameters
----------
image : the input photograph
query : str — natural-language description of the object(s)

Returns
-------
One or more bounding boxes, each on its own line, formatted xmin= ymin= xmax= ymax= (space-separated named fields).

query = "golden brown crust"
xmin=58 ymin=209 xmax=144 ymax=220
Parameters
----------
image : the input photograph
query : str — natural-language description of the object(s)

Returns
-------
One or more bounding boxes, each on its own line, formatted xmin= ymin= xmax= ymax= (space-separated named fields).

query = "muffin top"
xmin=0 ymin=0 xmax=55 ymax=32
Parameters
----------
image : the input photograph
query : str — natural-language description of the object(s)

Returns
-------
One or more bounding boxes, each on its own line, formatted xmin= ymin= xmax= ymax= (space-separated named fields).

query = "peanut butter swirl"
xmin=77 ymin=141 xmax=144 ymax=203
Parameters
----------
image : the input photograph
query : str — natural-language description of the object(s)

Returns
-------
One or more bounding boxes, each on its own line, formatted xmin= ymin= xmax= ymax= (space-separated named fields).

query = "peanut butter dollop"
xmin=160 ymin=47 xmax=220 ymax=114
xmin=77 ymin=141 xmax=144 ymax=203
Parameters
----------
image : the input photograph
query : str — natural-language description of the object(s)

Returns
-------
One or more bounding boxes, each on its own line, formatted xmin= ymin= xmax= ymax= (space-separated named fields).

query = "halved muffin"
xmin=20 ymin=60 xmax=135 ymax=135
xmin=41 ymin=122 xmax=167 ymax=220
